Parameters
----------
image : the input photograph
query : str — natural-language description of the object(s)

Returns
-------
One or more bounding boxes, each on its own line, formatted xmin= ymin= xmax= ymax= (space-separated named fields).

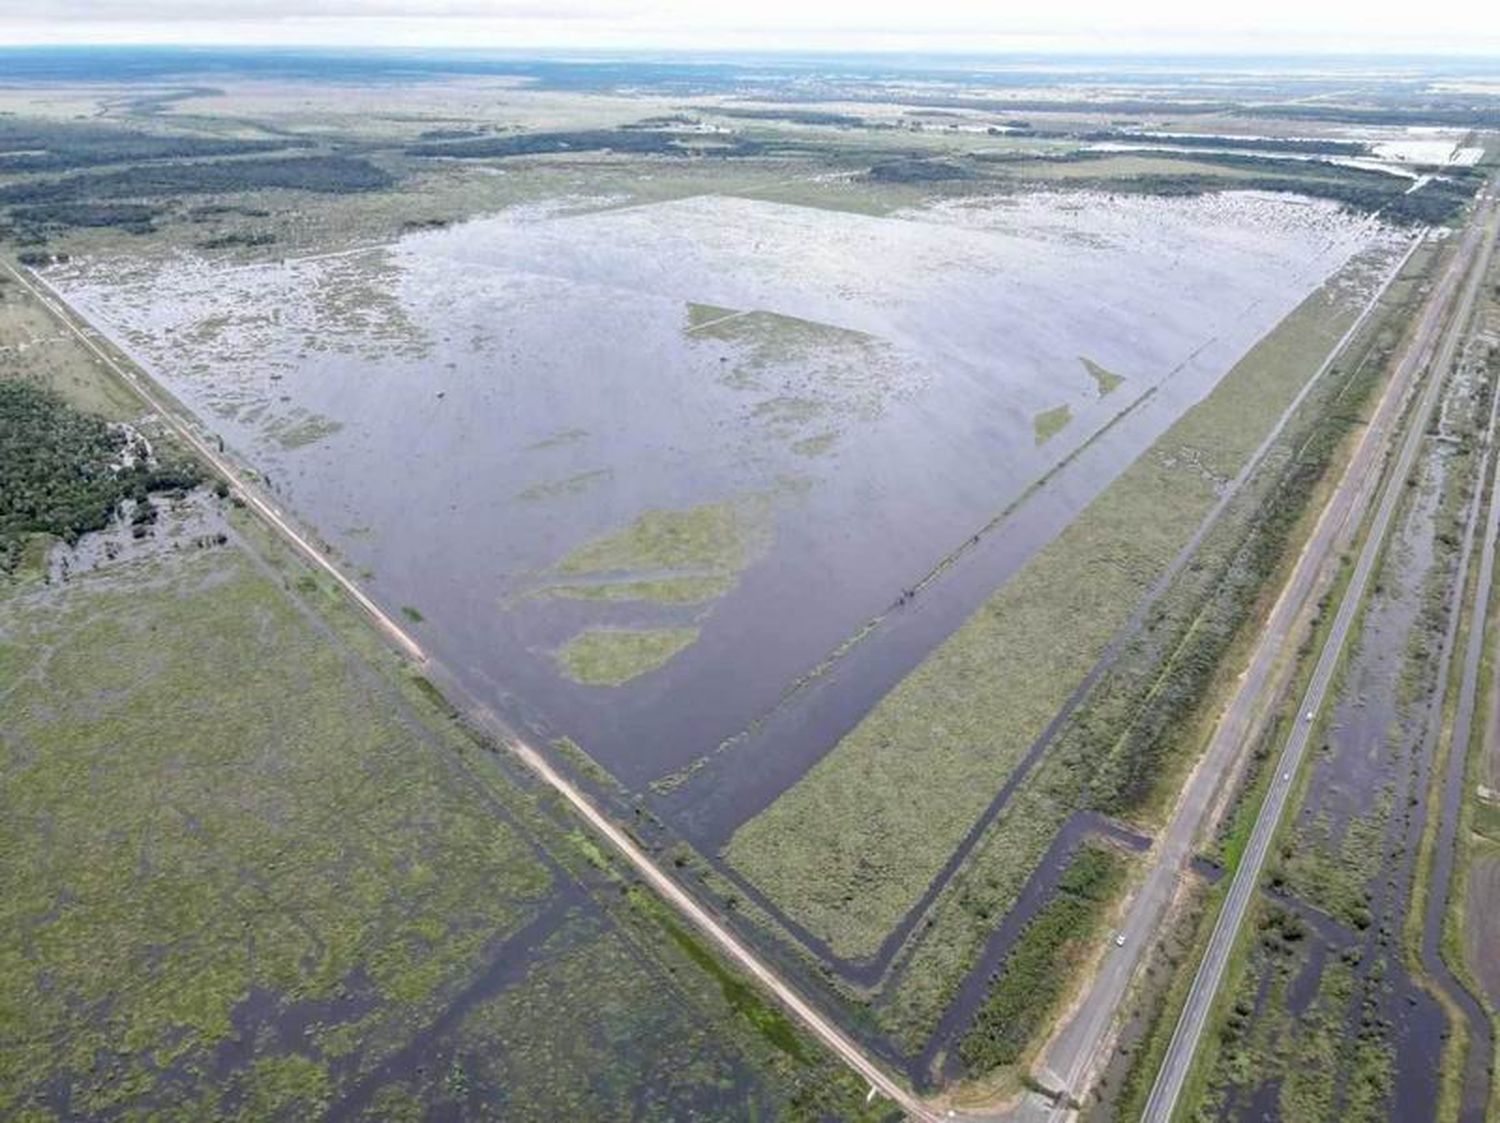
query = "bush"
xmin=956 ymin=846 xmax=1126 ymax=1073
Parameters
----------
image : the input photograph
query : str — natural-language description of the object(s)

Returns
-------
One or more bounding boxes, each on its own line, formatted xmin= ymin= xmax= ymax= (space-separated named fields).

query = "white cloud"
xmin=2 ymin=0 xmax=1498 ymax=53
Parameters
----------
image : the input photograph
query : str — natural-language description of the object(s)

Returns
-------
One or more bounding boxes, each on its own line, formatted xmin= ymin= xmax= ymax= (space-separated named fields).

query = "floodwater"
xmin=914 ymin=812 xmax=1150 ymax=1088
xmin=1214 ymin=400 xmax=1462 ymax=1122
xmin=54 ymin=189 xmax=1394 ymax=839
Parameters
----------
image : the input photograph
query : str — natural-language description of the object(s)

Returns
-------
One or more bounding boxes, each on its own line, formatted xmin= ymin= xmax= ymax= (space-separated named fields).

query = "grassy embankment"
xmin=953 ymin=848 xmax=1129 ymax=1089
xmin=725 ymin=244 xmax=1403 ymax=968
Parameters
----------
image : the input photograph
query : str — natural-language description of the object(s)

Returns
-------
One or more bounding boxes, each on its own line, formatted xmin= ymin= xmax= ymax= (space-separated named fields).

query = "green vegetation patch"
xmin=542 ymin=573 xmax=735 ymax=605
xmin=556 ymin=626 xmax=700 ymax=686
xmin=658 ymin=915 xmax=808 ymax=1062
xmin=1033 ymin=402 xmax=1073 ymax=444
xmin=726 ymin=257 xmax=1370 ymax=959
xmin=956 ymin=846 xmax=1127 ymax=1073
xmin=540 ymin=498 xmax=770 ymax=653
xmin=1196 ymin=904 xmax=1395 ymax=1122
xmin=515 ymin=467 xmax=612 ymax=502
xmin=1082 ymin=356 xmax=1125 ymax=397
xmin=1475 ymin=798 xmax=1500 ymax=843
xmin=791 ymin=430 xmax=839 ymax=457
xmin=556 ymin=498 xmax=770 ymax=578
xmin=524 ymin=426 xmax=589 ymax=451
xmin=263 ymin=407 xmax=343 ymax=450
xmin=686 ymin=301 xmax=742 ymax=330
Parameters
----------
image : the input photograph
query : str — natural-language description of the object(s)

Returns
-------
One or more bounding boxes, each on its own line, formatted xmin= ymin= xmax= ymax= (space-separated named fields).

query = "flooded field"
xmin=0 ymin=508 xmax=896 ymax=1122
xmin=1194 ymin=348 xmax=1489 ymax=1122
xmin=6 ymin=47 xmax=1499 ymax=1123
xmin=54 ymin=189 xmax=1393 ymax=803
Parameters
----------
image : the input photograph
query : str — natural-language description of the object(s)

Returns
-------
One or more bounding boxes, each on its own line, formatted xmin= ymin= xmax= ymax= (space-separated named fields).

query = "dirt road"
xmin=6 ymin=258 xmax=939 ymax=1122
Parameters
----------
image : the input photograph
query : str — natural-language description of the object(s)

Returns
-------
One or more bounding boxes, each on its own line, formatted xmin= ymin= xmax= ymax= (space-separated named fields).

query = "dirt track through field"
xmin=4 ymin=257 xmax=941 ymax=1122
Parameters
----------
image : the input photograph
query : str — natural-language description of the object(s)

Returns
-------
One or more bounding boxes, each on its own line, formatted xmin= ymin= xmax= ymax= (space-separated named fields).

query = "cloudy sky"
xmin=3 ymin=0 xmax=1499 ymax=55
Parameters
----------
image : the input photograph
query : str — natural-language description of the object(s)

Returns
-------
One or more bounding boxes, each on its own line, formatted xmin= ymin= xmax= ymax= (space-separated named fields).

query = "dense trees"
xmin=1074 ymin=165 xmax=1484 ymax=227
xmin=0 ymin=381 xmax=201 ymax=571
xmin=406 ymin=128 xmax=765 ymax=159
xmin=0 ymin=120 xmax=300 ymax=173
xmin=1079 ymin=131 xmax=1371 ymax=156
xmin=0 ymin=155 xmax=394 ymax=208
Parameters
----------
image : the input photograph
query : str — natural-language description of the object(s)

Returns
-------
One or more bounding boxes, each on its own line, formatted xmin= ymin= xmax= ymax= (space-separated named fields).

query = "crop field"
xmin=2 ymin=52 xmax=1494 ymax=1115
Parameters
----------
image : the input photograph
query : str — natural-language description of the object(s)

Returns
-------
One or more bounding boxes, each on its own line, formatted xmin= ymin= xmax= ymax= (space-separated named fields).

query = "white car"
xmin=1115 ymin=933 xmax=1127 ymax=947
xmin=1304 ymin=710 xmax=1314 ymax=722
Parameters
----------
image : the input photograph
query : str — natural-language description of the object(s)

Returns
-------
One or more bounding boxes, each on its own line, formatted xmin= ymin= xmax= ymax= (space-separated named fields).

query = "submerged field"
xmin=53 ymin=187 xmax=1393 ymax=807
xmin=0 ymin=439 xmax=898 ymax=1123
xmin=4 ymin=56 xmax=1490 ymax=1112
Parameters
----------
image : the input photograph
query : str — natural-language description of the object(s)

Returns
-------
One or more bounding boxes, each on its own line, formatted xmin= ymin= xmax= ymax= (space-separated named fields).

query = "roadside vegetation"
xmin=955 ymin=846 xmax=1127 ymax=1075
xmin=726 ymin=246 xmax=1396 ymax=962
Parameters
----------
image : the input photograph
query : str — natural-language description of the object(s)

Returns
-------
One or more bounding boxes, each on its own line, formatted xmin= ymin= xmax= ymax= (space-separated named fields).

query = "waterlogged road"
xmin=6 ymin=259 xmax=940 ymax=1123
xmin=1023 ymin=228 xmax=1436 ymax=1116
xmin=1418 ymin=229 xmax=1500 ymax=1123
xmin=1140 ymin=182 xmax=1500 ymax=1123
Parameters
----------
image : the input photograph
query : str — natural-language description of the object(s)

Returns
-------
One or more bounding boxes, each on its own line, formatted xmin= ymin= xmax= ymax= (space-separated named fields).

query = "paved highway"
xmin=1140 ymin=182 xmax=1500 ymax=1123
xmin=1026 ymin=230 xmax=1432 ymax=1118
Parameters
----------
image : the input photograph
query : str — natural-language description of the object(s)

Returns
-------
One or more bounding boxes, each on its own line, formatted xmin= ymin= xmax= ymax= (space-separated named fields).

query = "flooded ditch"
xmin=1200 ymin=351 xmax=1488 ymax=1121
